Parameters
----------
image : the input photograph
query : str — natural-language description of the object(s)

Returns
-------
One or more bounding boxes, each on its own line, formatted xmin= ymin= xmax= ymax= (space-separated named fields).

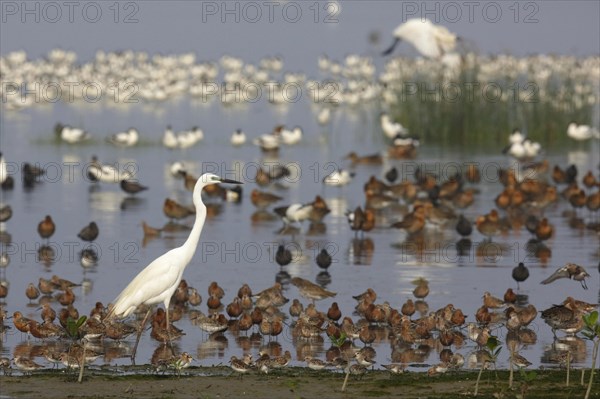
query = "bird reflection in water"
xmin=349 ymin=237 xmax=374 ymax=265
xmin=542 ymin=336 xmax=586 ymax=366
xmin=37 ymin=245 xmax=55 ymax=268
xmin=120 ymin=196 xmax=146 ymax=211
xmin=525 ymin=239 xmax=552 ymax=264
xmin=197 ymin=333 xmax=228 ymax=360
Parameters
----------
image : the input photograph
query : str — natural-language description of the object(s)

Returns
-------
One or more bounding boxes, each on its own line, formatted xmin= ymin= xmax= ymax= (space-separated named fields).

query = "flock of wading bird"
xmin=0 ymin=117 xmax=599 ymax=378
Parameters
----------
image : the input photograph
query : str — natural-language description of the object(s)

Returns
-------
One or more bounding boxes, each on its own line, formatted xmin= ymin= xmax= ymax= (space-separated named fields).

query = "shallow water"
xmin=1 ymin=95 xmax=599 ymax=374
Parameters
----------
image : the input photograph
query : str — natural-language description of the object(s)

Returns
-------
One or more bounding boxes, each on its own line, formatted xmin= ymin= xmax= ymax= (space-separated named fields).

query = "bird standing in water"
xmin=105 ymin=173 xmax=242 ymax=362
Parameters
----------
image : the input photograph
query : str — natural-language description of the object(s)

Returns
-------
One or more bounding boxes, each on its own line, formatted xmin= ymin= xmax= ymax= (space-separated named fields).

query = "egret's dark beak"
xmin=382 ymin=37 xmax=400 ymax=56
xmin=220 ymin=178 xmax=243 ymax=184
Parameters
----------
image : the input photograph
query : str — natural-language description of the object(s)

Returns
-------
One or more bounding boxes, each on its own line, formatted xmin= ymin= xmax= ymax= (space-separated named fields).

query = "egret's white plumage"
xmin=106 ymin=173 xmax=242 ymax=360
xmin=383 ymin=18 xmax=457 ymax=59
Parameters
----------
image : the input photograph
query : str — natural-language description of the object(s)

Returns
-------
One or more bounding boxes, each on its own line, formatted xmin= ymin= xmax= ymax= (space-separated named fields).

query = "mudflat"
xmin=0 ymin=368 xmax=596 ymax=399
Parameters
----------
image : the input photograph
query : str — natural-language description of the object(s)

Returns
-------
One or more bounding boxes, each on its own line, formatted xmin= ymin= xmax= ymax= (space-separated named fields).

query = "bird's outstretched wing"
xmin=540 ymin=266 xmax=569 ymax=285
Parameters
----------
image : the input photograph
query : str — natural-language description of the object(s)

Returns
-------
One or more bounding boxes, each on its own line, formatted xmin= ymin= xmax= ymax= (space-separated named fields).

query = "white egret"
xmin=382 ymin=18 xmax=458 ymax=58
xmin=105 ymin=173 xmax=242 ymax=361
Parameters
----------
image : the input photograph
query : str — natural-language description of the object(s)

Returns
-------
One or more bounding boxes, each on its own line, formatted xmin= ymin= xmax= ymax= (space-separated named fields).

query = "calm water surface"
xmin=1 ymin=96 xmax=599 ymax=373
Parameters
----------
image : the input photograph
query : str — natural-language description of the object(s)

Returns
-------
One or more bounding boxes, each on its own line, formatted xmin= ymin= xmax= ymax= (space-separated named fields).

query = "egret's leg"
xmin=165 ymin=306 xmax=175 ymax=355
xmin=131 ymin=308 xmax=151 ymax=364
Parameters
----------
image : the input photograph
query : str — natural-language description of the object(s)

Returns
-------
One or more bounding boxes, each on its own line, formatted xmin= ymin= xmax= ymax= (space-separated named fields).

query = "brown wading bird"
xmin=391 ymin=205 xmax=426 ymax=235
xmin=37 ymin=215 xmax=55 ymax=241
xmin=345 ymin=152 xmax=383 ymax=165
xmin=78 ymin=222 xmax=99 ymax=242
xmin=120 ymin=179 xmax=148 ymax=195
xmin=541 ymin=263 xmax=591 ymax=289
xmin=163 ymin=198 xmax=195 ymax=220
xmin=512 ymin=262 xmax=529 ymax=289
xmin=290 ymin=277 xmax=336 ymax=303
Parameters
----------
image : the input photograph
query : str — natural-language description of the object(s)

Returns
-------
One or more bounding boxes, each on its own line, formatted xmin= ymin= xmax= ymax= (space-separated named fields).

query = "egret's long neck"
xmin=181 ymin=199 xmax=206 ymax=263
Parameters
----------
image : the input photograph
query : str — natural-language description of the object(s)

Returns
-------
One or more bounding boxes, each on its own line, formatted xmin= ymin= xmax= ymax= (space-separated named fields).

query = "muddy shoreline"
xmin=0 ymin=368 xmax=597 ymax=398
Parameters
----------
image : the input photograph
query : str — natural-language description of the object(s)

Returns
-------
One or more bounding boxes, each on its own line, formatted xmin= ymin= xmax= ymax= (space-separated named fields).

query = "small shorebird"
xmin=251 ymin=189 xmax=282 ymax=208
xmin=345 ymin=152 xmax=383 ymax=165
xmin=275 ymin=245 xmax=292 ymax=267
xmin=78 ymin=222 xmax=99 ymax=242
xmin=38 ymin=215 xmax=55 ymax=241
xmin=316 ymin=249 xmax=332 ymax=270
xmin=541 ymin=263 xmax=591 ymax=289
xmin=541 ymin=298 xmax=585 ymax=336
xmin=511 ymin=353 xmax=532 ymax=368
xmin=382 ymin=363 xmax=405 ymax=374
xmin=290 ymin=277 xmax=336 ymax=303
xmin=13 ymin=356 xmax=43 ymax=374
xmin=512 ymin=262 xmax=529 ymax=289
xmin=483 ymin=292 xmax=505 ymax=308
xmin=230 ymin=355 xmax=252 ymax=376
xmin=25 ymin=283 xmax=40 ymax=302
xmin=455 ymin=214 xmax=472 ymax=236
xmin=304 ymin=356 xmax=328 ymax=371
xmin=391 ymin=205 xmax=425 ymax=234
xmin=120 ymin=180 xmax=148 ymax=195
xmin=163 ymin=198 xmax=195 ymax=220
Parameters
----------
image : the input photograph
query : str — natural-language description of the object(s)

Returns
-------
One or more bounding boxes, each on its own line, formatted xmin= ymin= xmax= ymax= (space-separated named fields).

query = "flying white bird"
xmin=382 ymin=18 xmax=458 ymax=59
